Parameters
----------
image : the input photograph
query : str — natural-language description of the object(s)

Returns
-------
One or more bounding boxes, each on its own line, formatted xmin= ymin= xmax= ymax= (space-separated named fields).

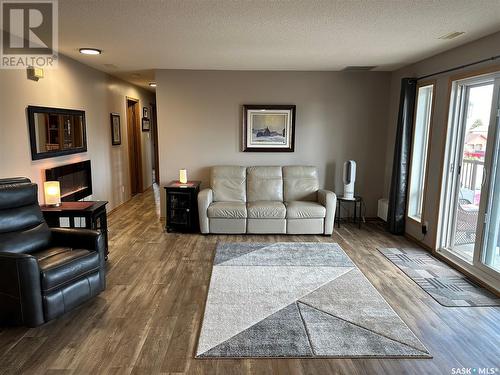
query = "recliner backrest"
xmin=246 ymin=166 xmax=283 ymax=202
xmin=211 ymin=166 xmax=247 ymax=202
xmin=283 ymin=166 xmax=319 ymax=202
xmin=0 ymin=178 xmax=51 ymax=254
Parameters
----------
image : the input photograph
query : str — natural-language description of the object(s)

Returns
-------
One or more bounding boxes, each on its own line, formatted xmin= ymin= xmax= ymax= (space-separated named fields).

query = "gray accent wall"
xmin=156 ymin=70 xmax=391 ymax=217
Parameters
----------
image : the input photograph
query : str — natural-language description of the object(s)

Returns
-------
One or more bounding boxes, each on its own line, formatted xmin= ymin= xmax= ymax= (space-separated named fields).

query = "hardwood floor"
xmin=1 ymin=186 xmax=499 ymax=374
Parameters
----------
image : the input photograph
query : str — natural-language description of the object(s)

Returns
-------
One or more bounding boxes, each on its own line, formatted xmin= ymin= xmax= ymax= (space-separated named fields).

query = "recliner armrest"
xmin=198 ymin=188 xmax=213 ymax=234
xmin=50 ymin=228 xmax=106 ymax=291
xmin=50 ymin=228 xmax=103 ymax=253
xmin=318 ymin=189 xmax=337 ymax=235
xmin=0 ymin=251 xmax=44 ymax=327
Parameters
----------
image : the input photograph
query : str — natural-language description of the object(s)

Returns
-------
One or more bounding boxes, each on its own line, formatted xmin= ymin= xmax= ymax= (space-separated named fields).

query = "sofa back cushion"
xmin=211 ymin=166 xmax=247 ymax=202
xmin=247 ymin=166 xmax=283 ymax=202
xmin=0 ymin=178 xmax=51 ymax=254
xmin=283 ymin=166 xmax=319 ymax=202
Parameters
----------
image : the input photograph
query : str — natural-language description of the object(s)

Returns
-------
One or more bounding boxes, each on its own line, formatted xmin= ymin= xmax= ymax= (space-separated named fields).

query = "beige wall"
xmin=384 ymin=31 xmax=500 ymax=248
xmin=0 ymin=55 xmax=155 ymax=211
xmin=156 ymin=70 xmax=391 ymax=217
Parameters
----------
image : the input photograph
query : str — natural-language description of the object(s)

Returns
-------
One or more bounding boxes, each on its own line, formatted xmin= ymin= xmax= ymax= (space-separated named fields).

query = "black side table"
xmin=41 ymin=201 xmax=109 ymax=258
xmin=165 ymin=181 xmax=201 ymax=233
xmin=335 ymin=196 xmax=363 ymax=228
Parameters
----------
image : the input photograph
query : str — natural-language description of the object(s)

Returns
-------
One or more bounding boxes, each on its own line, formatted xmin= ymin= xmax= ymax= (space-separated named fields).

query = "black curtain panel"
xmin=387 ymin=78 xmax=417 ymax=234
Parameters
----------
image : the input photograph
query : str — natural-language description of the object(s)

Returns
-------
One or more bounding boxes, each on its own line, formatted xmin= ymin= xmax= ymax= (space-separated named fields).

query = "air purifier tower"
xmin=343 ymin=160 xmax=356 ymax=200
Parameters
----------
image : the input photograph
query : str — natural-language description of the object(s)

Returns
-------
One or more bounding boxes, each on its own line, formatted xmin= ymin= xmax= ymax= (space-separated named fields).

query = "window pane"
xmin=408 ymin=84 xmax=434 ymax=221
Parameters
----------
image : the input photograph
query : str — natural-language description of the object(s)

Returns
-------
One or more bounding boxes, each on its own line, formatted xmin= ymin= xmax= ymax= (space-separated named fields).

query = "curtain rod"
xmin=417 ymin=54 xmax=500 ymax=81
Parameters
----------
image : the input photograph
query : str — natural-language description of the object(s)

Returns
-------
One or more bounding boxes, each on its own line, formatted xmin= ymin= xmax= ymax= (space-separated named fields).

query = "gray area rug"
xmin=196 ymin=242 xmax=431 ymax=358
xmin=380 ymin=248 xmax=500 ymax=307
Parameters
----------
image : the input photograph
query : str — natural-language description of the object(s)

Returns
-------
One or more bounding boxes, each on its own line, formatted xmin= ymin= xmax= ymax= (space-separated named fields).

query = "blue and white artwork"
xmin=251 ymin=113 xmax=287 ymax=144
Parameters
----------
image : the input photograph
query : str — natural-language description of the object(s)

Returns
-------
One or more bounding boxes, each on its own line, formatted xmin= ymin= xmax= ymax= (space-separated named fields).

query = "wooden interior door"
xmin=127 ymin=98 xmax=143 ymax=195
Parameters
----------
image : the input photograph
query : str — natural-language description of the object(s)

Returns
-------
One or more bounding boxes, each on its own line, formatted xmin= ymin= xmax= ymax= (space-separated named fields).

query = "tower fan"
xmin=342 ymin=160 xmax=356 ymax=200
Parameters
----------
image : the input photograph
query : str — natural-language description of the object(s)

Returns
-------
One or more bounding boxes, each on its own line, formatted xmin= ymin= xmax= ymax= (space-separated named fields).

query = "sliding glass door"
xmin=481 ymin=78 xmax=500 ymax=273
xmin=440 ymin=73 xmax=500 ymax=281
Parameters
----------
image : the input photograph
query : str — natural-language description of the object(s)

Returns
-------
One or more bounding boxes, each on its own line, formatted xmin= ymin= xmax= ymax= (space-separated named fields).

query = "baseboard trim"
xmin=108 ymin=198 xmax=132 ymax=216
xmin=108 ymin=186 xmax=154 ymax=216
xmin=404 ymin=233 xmax=434 ymax=252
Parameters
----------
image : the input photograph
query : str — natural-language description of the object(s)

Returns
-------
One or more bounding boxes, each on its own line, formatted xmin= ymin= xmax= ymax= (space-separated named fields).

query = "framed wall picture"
xmin=142 ymin=117 xmax=151 ymax=131
xmin=143 ymin=107 xmax=149 ymax=119
xmin=110 ymin=113 xmax=121 ymax=145
xmin=242 ymin=104 xmax=296 ymax=152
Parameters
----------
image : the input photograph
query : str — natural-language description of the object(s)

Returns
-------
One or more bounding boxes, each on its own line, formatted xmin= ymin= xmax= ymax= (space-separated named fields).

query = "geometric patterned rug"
xmin=196 ymin=242 xmax=431 ymax=358
xmin=380 ymin=248 xmax=500 ymax=307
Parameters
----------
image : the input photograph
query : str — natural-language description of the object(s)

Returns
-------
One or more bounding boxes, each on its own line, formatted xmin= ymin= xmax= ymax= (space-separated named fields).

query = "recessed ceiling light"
xmin=79 ymin=48 xmax=102 ymax=55
xmin=149 ymin=82 xmax=157 ymax=87
xmin=438 ymin=32 xmax=465 ymax=40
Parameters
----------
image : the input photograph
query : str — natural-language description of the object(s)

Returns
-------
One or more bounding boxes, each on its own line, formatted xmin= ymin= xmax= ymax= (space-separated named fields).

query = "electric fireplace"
xmin=45 ymin=160 xmax=92 ymax=202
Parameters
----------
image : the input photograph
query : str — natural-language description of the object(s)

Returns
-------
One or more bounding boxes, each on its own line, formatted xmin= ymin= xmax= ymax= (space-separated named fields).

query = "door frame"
xmin=126 ymin=97 xmax=143 ymax=195
xmin=150 ymin=101 xmax=160 ymax=183
xmin=476 ymin=76 xmax=500 ymax=274
xmin=442 ymin=77 xmax=491 ymax=258
xmin=437 ymin=72 xmax=500 ymax=290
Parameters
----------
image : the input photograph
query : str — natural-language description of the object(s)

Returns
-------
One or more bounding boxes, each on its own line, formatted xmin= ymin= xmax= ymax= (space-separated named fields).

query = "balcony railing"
xmin=461 ymin=158 xmax=484 ymax=192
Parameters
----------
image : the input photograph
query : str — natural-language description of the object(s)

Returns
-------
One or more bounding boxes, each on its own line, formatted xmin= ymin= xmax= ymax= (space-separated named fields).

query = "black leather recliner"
xmin=0 ymin=178 xmax=106 ymax=327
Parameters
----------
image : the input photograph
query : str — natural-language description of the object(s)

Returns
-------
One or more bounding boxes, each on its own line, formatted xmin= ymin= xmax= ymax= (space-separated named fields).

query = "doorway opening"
xmin=126 ymin=97 xmax=143 ymax=196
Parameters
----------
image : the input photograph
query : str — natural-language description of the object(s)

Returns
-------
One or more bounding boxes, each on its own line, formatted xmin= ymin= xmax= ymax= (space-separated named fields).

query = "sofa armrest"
xmin=318 ymin=189 xmax=337 ymax=235
xmin=0 ymin=252 xmax=44 ymax=327
xmin=198 ymin=188 xmax=213 ymax=234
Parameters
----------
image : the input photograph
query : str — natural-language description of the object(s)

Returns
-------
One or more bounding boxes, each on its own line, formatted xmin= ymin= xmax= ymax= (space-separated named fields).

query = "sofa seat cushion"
xmin=207 ymin=202 xmax=247 ymax=219
xmin=35 ymin=247 xmax=100 ymax=292
xmin=247 ymin=201 xmax=286 ymax=219
xmin=286 ymin=201 xmax=326 ymax=219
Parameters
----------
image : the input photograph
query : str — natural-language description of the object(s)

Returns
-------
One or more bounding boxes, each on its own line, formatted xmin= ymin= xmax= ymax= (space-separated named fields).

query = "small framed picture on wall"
xmin=110 ymin=113 xmax=121 ymax=145
xmin=142 ymin=117 xmax=151 ymax=131
xmin=143 ymin=107 xmax=149 ymax=119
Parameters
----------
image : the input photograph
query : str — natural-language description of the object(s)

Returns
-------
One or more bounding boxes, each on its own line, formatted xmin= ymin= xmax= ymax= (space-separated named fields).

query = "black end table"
xmin=41 ymin=201 xmax=109 ymax=258
xmin=164 ymin=181 xmax=201 ymax=233
xmin=335 ymin=196 xmax=363 ymax=228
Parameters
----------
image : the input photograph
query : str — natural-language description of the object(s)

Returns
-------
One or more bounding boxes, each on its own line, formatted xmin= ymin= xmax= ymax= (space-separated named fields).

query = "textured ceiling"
xmin=57 ymin=0 xmax=500 ymax=89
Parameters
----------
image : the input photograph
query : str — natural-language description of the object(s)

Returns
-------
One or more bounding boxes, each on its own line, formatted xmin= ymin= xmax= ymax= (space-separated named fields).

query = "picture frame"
xmin=143 ymin=107 xmax=149 ymax=119
xmin=142 ymin=117 xmax=151 ymax=131
xmin=242 ymin=104 xmax=296 ymax=152
xmin=110 ymin=113 xmax=121 ymax=145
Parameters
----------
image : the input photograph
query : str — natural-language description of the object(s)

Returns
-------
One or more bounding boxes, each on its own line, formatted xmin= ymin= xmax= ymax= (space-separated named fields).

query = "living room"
xmin=0 ymin=1 xmax=499 ymax=374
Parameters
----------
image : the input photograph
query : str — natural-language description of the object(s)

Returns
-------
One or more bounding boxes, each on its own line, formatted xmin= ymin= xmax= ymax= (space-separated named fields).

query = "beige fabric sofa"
xmin=198 ymin=166 xmax=336 ymax=235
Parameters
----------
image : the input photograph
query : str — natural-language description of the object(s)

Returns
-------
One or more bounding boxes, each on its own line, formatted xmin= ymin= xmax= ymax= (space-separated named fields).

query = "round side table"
xmin=335 ymin=196 xmax=364 ymax=228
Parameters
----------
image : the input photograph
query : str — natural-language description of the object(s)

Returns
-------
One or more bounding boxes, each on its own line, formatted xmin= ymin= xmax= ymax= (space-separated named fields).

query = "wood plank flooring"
xmin=1 ymin=186 xmax=499 ymax=374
